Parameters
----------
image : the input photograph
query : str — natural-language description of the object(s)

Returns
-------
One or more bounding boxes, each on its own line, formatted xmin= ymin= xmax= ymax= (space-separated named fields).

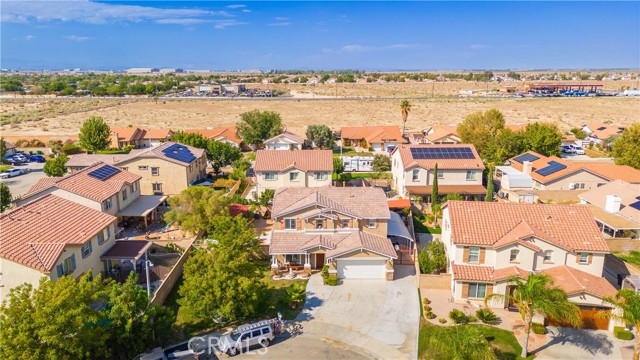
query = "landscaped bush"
xmin=448 ymin=309 xmax=469 ymax=324
xmin=614 ymin=326 xmax=633 ymax=340
xmin=426 ymin=312 xmax=436 ymax=319
xmin=476 ymin=308 xmax=497 ymax=324
xmin=423 ymin=305 xmax=431 ymax=313
xmin=418 ymin=240 xmax=447 ymax=274
xmin=325 ymin=275 xmax=338 ymax=286
xmin=321 ymin=264 xmax=329 ymax=278
xmin=61 ymin=142 xmax=83 ymax=155
xmin=212 ymin=178 xmax=237 ymax=189
xmin=423 ymin=298 xmax=431 ymax=305
xmin=438 ymin=318 xmax=447 ymax=324
xmin=531 ymin=322 xmax=546 ymax=335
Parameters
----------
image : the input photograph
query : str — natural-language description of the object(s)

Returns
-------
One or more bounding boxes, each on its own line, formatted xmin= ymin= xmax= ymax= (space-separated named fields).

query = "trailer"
xmin=342 ymin=156 xmax=374 ymax=172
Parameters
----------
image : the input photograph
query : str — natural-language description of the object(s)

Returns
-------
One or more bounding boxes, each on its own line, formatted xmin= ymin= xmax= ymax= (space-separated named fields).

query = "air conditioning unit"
xmin=568 ymin=183 xmax=576 ymax=190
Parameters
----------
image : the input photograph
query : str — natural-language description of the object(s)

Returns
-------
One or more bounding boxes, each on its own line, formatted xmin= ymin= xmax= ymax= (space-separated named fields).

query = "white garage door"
xmin=337 ymin=259 xmax=386 ymax=279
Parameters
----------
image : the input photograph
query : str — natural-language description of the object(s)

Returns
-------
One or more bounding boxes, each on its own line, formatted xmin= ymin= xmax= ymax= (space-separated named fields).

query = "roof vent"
xmin=605 ymin=195 xmax=622 ymax=214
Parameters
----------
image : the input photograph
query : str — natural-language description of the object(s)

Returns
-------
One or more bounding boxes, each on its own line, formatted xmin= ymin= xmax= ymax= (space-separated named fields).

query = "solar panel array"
xmin=535 ymin=160 xmax=568 ymax=176
xmin=513 ymin=153 xmax=540 ymax=163
xmin=87 ymin=164 xmax=121 ymax=180
xmin=162 ymin=143 xmax=196 ymax=163
xmin=410 ymin=147 xmax=475 ymax=159
xmin=597 ymin=127 xmax=607 ymax=131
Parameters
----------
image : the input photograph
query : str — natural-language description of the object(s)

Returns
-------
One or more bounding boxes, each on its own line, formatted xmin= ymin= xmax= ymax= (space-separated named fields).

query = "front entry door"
xmin=314 ymin=254 xmax=325 ymax=269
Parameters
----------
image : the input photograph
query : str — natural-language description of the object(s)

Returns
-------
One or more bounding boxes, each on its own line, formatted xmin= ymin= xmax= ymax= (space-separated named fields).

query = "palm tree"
xmin=487 ymin=274 xmax=581 ymax=358
xmin=600 ymin=289 xmax=640 ymax=360
xmin=286 ymin=283 xmax=306 ymax=309
xmin=401 ymin=100 xmax=411 ymax=136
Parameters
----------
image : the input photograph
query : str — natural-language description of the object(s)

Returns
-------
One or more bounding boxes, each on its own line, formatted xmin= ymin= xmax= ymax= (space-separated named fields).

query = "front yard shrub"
xmin=448 ymin=309 xmax=469 ymax=324
xmin=614 ymin=326 xmax=633 ymax=340
xmin=423 ymin=305 xmax=431 ymax=313
xmin=438 ymin=317 xmax=447 ymax=324
xmin=326 ymin=275 xmax=338 ymax=286
xmin=426 ymin=311 xmax=437 ymax=319
xmin=531 ymin=322 xmax=546 ymax=335
xmin=423 ymin=298 xmax=431 ymax=305
xmin=476 ymin=308 xmax=497 ymax=324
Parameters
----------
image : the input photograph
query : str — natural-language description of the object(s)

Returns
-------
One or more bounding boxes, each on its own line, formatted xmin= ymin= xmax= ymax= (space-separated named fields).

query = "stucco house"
xmin=3 ymin=140 xmax=17 ymax=158
xmin=581 ymin=123 xmax=625 ymax=149
xmin=184 ymin=127 xmax=242 ymax=148
xmin=268 ymin=187 xmax=414 ymax=280
xmin=0 ymin=195 xmax=117 ymax=302
xmin=341 ymin=126 xmax=404 ymax=152
xmin=264 ymin=130 xmax=305 ymax=150
xmin=391 ymin=144 xmax=486 ymax=201
xmin=420 ymin=125 xmax=461 ymax=144
xmin=442 ymin=201 xmax=619 ymax=330
xmin=579 ymin=180 xmax=640 ymax=239
xmin=110 ymin=127 xmax=173 ymax=149
xmin=253 ymin=150 xmax=333 ymax=197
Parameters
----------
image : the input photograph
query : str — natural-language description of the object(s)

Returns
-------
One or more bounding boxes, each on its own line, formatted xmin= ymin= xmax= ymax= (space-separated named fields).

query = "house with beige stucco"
xmin=264 ymin=130 xmax=305 ymax=150
xmin=268 ymin=187 xmax=414 ymax=280
xmin=110 ymin=127 xmax=173 ymax=149
xmin=253 ymin=150 xmax=333 ymax=197
xmin=442 ymin=200 xmax=620 ymax=331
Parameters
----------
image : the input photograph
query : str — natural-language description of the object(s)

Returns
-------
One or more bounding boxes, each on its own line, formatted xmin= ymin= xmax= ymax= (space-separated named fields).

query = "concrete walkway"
xmin=297 ymin=265 xmax=419 ymax=360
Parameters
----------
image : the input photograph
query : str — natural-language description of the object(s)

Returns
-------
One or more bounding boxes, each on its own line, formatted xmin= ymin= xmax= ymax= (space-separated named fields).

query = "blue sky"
xmin=1 ymin=1 xmax=638 ymax=70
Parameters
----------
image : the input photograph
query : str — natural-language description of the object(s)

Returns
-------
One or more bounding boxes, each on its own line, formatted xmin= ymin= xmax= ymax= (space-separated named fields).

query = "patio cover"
xmin=388 ymin=211 xmax=414 ymax=244
xmin=496 ymin=166 xmax=533 ymax=189
xmin=587 ymin=204 xmax=640 ymax=231
xmin=405 ymin=185 xmax=486 ymax=195
xmin=117 ymin=195 xmax=167 ymax=217
xmin=101 ymin=240 xmax=152 ymax=261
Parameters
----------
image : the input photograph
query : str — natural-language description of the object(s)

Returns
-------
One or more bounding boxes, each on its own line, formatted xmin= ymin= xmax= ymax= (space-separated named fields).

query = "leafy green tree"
xmin=611 ymin=123 xmax=640 ymax=170
xmin=483 ymin=128 xmax=527 ymax=164
xmin=0 ymin=137 xmax=7 ymax=160
xmin=570 ymin=127 xmax=587 ymax=140
xmin=600 ymin=289 xmax=640 ymax=360
xmin=170 ymin=131 xmax=210 ymax=149
xmin=372 ymin=154 xmax=391 ymax=172
xmin=333 ymin=157 xmax=344 ymax=176
xmin=419 ymin=240 xmax=447 ymax=274
xmin=485 ymin=166 xmax=495 ymax=202
xmin=401 ymin=100 xmax=412 ymax=136
xmin=0 ymin=183 xmax=11 ymax=212
xmin=306 ymin=125 xmax=335 ymax=149
xmin=458 ymin=109 xmax=506 ymax=158
xmin=229 ymin=158 xmax=251 ymax=180
xmin=207 ymin=140 xmax=242 ymax=174
xmin=431 ymin=163 xmax=439 ymax=209
xmin=237 ymin=110 xmax=284 ymax=149
xmin=164 ymin=187 xmax=231 ymax=235
xmin=431 ymin=325 xmax=495 ymax=360
xmin=43 ymin=154 xmax=68 ymax=177
xmin=442 ymin=193 xmax=464 ymax=202
xmin=524 ymin=122 xmax=562 ymax=156
xmin=259 ymin=189 xmax=275 ymax=207
xmin=178 ymin=215 xmax=264 ymax=322
xmin=78 ymin=116 xmax=111 ymax=153
xmin=487 ymin=274 xmax=581 ymax=358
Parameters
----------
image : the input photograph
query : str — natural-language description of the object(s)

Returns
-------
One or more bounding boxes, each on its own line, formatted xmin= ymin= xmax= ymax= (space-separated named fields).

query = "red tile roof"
xmin=0 ymin=195 xmax=116 ymax=272
xmin=395 ymin=144 xmax=484 ymax=171
xmin=185 ymin=127 xmax=241 ymax=144
xmin=388 ymin=199 xmax=411 ymax=209
xmin=23 ymin=162 xmax=141 ymax=202
xmin=265 ymin=130 xmax=305 ymax=144
xmin=405 ymin=185 xmax=487 ymax=195
xmin=446 ymin=201 xmax=609 ymax=253
xmin=115 ymin=141 xmax=206 ymax=167
xmin=492 ymin=266 xmax=532 ymax=281
xmin=453 ymin=264 xmax=532 ymax=282
xmin=541 ymin=265 xmax=616 ymax=299
xmin=254 ymin=149 xmax=332 ymax=172
xmin=424 ymin=126 xmax=460 ymax=143
xmin=111 ymin=127 xmax=145 ymax=142
xmin=269 ymin=230 xmax=397 ymax=259
xmin=341 ymin=126 xmax=403 ymax=144
xmin=583 ymin=123 xmax=625 ymax=140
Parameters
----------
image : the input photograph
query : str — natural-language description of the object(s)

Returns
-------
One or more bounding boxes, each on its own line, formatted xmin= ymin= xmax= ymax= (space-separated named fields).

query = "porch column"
xmin=270 ymin=255 xmax=279 ymax=276
xmin=304 ymin=254 xmax=311 ymax=275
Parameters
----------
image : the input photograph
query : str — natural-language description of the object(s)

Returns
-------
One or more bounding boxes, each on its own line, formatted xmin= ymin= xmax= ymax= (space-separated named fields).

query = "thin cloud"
xmin=470 ymin=44 xmax=490 ymax=49
xmin=155 ymin=18 xmax=212 ymax=25
xmin=26 ymin=35 xmax=35 ymax=40
xmin=328 ymin=43 xmax=428 ymax=54
xmin=268 ymin=22 xmax=291 ymax=26
xmin=241 ymin=9 xmax=252 ymax=13
xmin=213 ymin=20 xmax=247 ymax=29
xmin=275 ymin=17 xmax=288 ymax=21
xmin=65 ymin=35 xmax=92 ymax=42
xmin=226 ymin=4 xmax=246 ymax=9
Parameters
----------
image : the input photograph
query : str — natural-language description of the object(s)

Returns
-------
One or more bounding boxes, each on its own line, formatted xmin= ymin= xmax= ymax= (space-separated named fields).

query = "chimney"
xmin=522 ymin=161 xmax=533 ymax=175
xmin=605 ymin=195 xmax=622 ymax=214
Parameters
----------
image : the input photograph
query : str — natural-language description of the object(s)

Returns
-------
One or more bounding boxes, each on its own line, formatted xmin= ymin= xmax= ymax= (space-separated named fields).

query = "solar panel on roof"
xmin=630 ymin=201 xmax=640 ymax=211
xmin=535 ymin=160 xmax=568 ymax=176
xmin=410 ymin=147 xmax=474 ymax=160
xmin=597 ymin=127 xmax=607 ymax=131
xmin=162 ymin=143 xmax=196 ymax=163
xmin=513 ymin=153 xmax=540 ymax=163
xmin=87 ymin=164 xmax=121 ymax=180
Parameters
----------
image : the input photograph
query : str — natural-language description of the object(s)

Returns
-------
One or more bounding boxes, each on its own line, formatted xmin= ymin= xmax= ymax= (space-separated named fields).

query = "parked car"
xmin=29 ymin=155 xmax=46 ymax=163
xmin=560 ymin=145 xmax=574 ymax=153
xmin=569 ymin=144 xmax=585 ymax=155
xmin=0 ymin=168 xmax=24 ymax=179
xmin=216 ymin=319 xmax=279 ymax=356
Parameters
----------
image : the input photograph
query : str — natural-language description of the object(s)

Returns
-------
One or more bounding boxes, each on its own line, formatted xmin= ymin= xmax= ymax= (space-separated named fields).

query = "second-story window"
xmin=579 ymin=252 xmax=590 ymax=264
xmin=265 ymin=172 xmax=276 ymax=181
xmin=81 ymin=239 xmax=93 ymax=258
xmin=284 ymin=218 xmax=296 ymax=230
xmin=466 ymin=171 xmax=476 ymax=181
xmin=368 ymin=219 xmax=376 ymax=228
xmin=510 ymin=249 xmax=519 ymax=263
xmin=438 ymin=170 xmax=444 ymax=179
xmin=122 ymin=189 xmax=127 ymax=201
xmin=105 ymin=226 xmax=111 ymax=241
xmin=412 ymin=169 xmax=419 ymax=181
xmin=543 ymin=250 xmax=553 ymax=263
xmin=468 ymin=247 xmax=480 ymax=263
xmin=316 ymin=219 xmax=324 ymax=229
xmin=138 ymin=165 xmax=148 ymax=170
xmin=97 ymin=230 xmax=106 ymax=245
xmin=290 ymin=172 xmax=299 ymax=182
xmin=342 ymin=219 xmax=350 ymax=228
xmin=103 ymin=198 xmax=112 ymax=211
xmin=151 ymin=167 xmax=159 ymax=176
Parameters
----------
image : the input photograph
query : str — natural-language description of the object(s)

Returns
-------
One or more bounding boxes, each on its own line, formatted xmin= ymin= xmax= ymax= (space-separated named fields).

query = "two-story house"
xmin=253 ymin=150 xmax=333 ymax=197
xmin=581 ymin=123 xmax=625 ymax=149
xmin=264 ymin=130 xmax=305 ymax=150
xmin=341 ymin=126 xmax=405 ymax=152
xmin=391 ymin=144 xmax=486 ymax=201
xmin=269 ymin=187 xmax=411 ymax=280
xmin=185 ymin=127 xmax=242 ymax=148
xmin=18 ymin=162 xmax=167 ymax=230
xmin=0 ymin=194 xmax=117 ymax=302
xmin=110 ymin=127 xmax=174 ymax=149
xmin=442 ymin=201 xmax=618 ymax=330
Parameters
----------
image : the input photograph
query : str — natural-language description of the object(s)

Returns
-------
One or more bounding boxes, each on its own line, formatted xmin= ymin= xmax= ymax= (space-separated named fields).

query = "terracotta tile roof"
xmin=66 ymin=154 xmax=125 ymax=168
xmin=144 ymin=129 xmax=173 ymax=139
xmin=446 ymin=201 xmax=610 ymax=253
xmin=23 ymin=162 xmax=141 ymax=202
xmin=0 ymin=195 xmax=116 ymax=272
xmin=26 ymin=177 xmax=63 ymax=195
xmin=579 ymin=180 xmax=640 ymax=227
xmin=405 ymin=185 xmax=487 ymax=195
xmin=424 ymin=125 xmax=460 ymax=143
xmin=5 ymin=141 xmax=16 ymax=149
xmin=492 ymin=266 xmax=532 ymax=281
xmin=584 ymin=123 xmax=625 ymax=140
xmin=396 ymin=144 xmax=484 ymax=171
xmin=185 ymin=127 xmax=241 ymax=144
xmin=388 ymin=199 xmax=411 ymax=209
xmin=509 ymin=151 xmax=640 ymax=184
xmin=254 ymin=149 xmax=332 ymax=172
xmin=111 ymin=127 xmax=145 ymax=142
xmin=115 ymin=141 xmax=206 ymax=167
xmin=541 ymin=265 xmax=616 ymax=299
xmin=269 ymin=230 xmax=397 ymax=259
xmin=272 ymin=187 xmax=391 ymax=219
xmin=492 ymin=221 xmax=543 ymax=251
xmin=341 ymin=126 xmax=403 ymax=143
xmin=452 ymin=264 xmax=494 ymax=282
xmin=1 ymin=135 xmax=78 ymax=144
xmin=265 ymin=130 xmax=305 ymax=144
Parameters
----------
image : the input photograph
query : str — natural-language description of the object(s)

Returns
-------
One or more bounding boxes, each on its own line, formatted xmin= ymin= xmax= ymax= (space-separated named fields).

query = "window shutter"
xmin=279 ymin=219 xmax=284 ymax=229
xmin=462 ymin=283 xmax=469 ymax=298
xmin=70 ymin=254 xmax=77 ymax=271
xmin=479 ymin=248 xmax=486 ymax=264
xmin=588 ymin=253 xmax=593 ymax=264
xmin=56 ymin=264 xmax=64 ymax=278
xmin=463 ymin=247 xmax=469 ymax=263
xmin=486 ymin=284 xmax=493 ymax=297
xmin=576 ymin=254 xmax=581 ymax=263
xmin=296 ymin=218 xmax=302 ymax=230
xmin=88 ymin=239 xmax=92 ymax=253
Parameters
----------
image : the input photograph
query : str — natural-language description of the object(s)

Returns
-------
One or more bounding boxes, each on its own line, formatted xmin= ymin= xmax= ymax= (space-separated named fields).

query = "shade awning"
xmin=388 ymin=211 xmax=414 ymax=243
xmin=117 ymin=195 xmax=167 ymax=217
xmin=406 ymin=185 xmax=487 ymax=195
xmin=101 ymin=240 xmax=152 ymax=261
xmin=587 ymin=204 xmax=640 ymax=230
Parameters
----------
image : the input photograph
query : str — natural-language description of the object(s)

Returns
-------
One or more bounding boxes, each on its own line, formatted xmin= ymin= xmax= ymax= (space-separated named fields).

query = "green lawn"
xmin=418 ymin=322 xmax=534 ymax=360
xmin=614 ymin=250 xmax=640 ymax=269
xmin=0 ymin=165 xmax=13 ymax=172
xmin=333 ymin=147 xmax=373 ymax=157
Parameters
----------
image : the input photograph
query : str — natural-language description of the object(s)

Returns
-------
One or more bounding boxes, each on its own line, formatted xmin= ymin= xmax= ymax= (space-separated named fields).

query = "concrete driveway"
xmin=295 ymin=265 xmax=419 ymax=360
xmin=1 ymin=161 xmax=46 ymax=198
xmin=534 ymin=327 xmax=632 ymax=360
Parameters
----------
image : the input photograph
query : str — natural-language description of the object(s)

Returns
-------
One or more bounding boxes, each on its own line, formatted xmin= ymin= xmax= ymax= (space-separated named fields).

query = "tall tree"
xmin=170 ymin=131 xmax=210 ymax=149
xmin=178 ymin=215 xmax=264 ymax=322
xmin=431 ymin=163 xmax=439 ymax=209
xmin=237 ymin=110 xmax=284 ymax=149
xmin=611 ymin=123 xmax=640 ymax=170
xmin=306 ymin=125 xmax=335 ymax=149
xmin=524 ymin=122 xmax=562 ymax=156
xmin=0 ymin=137 xmax=7 ymax=160
xmin=0 ymin=183 xmax=11 ymax=212
xmin=485 ymin=166 xmax=495 ymax=202
xmin=400 ymin=100 xmax=412 ymax=136
xmin=164 ymin=187 xmax=231 ymax=235
xmin=487 ymin=274 xmax=581 ymax=358
xmin=207 ymin=140 xmax=242 ymax=174
xmin=483 ymin=128 xmax=527 ymax=164
xmin=333 ymin=157 xmax=344 ymax=176
xmin=458 ymin=109 xmax=506 ymax=158
xmin=78 ymin=116 xmax=111 ymax=153
xmin=600 ymin=289 xmax=640 ymax=360
xmin=43 ymin=154 xmax=68 ymax=177
xmin=372 ymin=154 xmax=391 ymax=172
